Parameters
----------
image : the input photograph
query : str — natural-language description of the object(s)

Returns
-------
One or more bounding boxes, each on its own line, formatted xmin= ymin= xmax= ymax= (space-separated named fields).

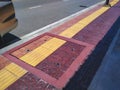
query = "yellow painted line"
xmin=0 ymin=63 xmax=27 ymax=90
xmin=20 ymin=38 xmax=66 ymax=66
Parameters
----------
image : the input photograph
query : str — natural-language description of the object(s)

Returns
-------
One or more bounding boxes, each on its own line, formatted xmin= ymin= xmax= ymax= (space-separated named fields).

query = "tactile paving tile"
xmin=50 ymin=6 xmax=101 ymax=35
xmin=11 ymin=35 xmax=53 ymax=58
xmin=2 ymin=1 xmax=120 ymax=89
xmin=73 ymin=1 xmax=120 ymax=45
xmin=3 ymin=33 xmax=93 ymax=88
xmin=36 ymin=42 xmax=85 ymax=79
xmin=0 ymin=63 xmax=27 ymax=90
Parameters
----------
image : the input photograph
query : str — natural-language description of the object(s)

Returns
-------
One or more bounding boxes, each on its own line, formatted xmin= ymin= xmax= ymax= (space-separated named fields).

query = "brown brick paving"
xmin=11 ymin=35 xmax=53 ymax=58
xmin=0 ymin=55 xmax=11 ymax=70
xmin=6 ymin=72 xmax=57 ymax=90
xmin=36 ymin=41 xmax=85 ymax=79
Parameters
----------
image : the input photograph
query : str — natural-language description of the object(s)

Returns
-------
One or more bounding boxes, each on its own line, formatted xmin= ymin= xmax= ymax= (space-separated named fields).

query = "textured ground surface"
xmin=0 ymin=0 xmax=120 ymax=90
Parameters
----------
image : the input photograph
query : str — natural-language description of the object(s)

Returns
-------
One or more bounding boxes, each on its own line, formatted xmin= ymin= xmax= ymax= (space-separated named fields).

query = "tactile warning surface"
xmin=36 ymin=42 xmax=85 ymax=79
xmin=2 ymin=0 xmax=120 ymax=89
xmin=4 ymin=33 xmax=93 ymax=88
xmin=73 ymin=1 xmax=120 ymax=45
xmin=11 ymin=35 xmax=53 ymax=58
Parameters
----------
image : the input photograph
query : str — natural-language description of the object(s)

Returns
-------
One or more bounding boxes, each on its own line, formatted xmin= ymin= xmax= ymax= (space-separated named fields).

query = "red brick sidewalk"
xmin=1 ymin=0 xmax=120 ymax=90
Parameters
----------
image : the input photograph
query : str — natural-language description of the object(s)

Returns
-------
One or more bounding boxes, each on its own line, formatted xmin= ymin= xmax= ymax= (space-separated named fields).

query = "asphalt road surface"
xmin=11 ymin=0 xmax=103 ymax=37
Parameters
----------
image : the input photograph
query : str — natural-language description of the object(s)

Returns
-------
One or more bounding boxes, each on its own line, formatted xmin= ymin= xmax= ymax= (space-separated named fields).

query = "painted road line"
xmin=29 ymin=5 xmax=42 ymax=9
xmin=63 ymin=0 xmax=69 ymax=2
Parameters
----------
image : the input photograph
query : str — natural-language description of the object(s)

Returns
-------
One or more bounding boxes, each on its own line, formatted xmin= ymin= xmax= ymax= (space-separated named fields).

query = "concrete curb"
xmin=0 ymin=1 xmax=104 ymax=54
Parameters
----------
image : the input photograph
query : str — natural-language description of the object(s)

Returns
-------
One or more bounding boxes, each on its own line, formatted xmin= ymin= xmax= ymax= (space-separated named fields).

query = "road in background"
xmin=11 ymin=0 xmax=104 ymax=37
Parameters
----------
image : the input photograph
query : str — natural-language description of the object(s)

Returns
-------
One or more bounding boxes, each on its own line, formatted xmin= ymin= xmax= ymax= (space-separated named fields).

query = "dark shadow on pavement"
xmin=79 ymin=5 xmax=88 ymax=8
xmin=63 ymin=16 xmax=120 ymax=90
xmin=0 ymin=33 xmax=21 ymax=49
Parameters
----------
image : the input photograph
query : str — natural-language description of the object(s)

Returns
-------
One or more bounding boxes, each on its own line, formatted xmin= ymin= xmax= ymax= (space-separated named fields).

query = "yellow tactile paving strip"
xmin=60 ymin=6 xmax=111 ymax=38
xmin=19 ymin=0 xmax=119 ymax=67
xmin=0 ymin=63 xmax=27 ymax=90
xmin=5 ymin=63 xmax=27 ymax=78
xmin=20 ymin=38 xmax=66 ymax=66
xmin=1 ymin=0 xmax=119 ymax=89
xmin=0 ymin=69 xmax=18 ymax=90
xmin=60 ymin=0 xmax=119 ymax=38
xmin=11 ymin=35 xmax=53 ymax=58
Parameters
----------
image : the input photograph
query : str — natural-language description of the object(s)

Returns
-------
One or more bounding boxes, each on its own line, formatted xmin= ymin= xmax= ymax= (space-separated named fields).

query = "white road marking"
xmin=21 ymin=1 xmax=104 ymax=40
xmin=29 ymin=5 xmax=42 ymax=9
xmin=63 ymin=0 xmax=69 ymax=2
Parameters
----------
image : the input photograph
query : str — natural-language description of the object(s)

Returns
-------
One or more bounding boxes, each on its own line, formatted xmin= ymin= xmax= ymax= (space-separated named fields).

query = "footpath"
xmin=0 ymin=0 xmax=120 ymax=90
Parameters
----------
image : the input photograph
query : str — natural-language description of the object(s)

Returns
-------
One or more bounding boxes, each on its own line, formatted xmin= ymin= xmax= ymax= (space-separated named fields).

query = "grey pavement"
xmin=88 ymin=27 xmax=120 ymax=90
xmin=12 ymin=0 xmax=62 ymax=10
xmin=11 ymin=0 xmax=103 ymax=37
xmin=0 ymin=0 xmax=104 ymax=52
